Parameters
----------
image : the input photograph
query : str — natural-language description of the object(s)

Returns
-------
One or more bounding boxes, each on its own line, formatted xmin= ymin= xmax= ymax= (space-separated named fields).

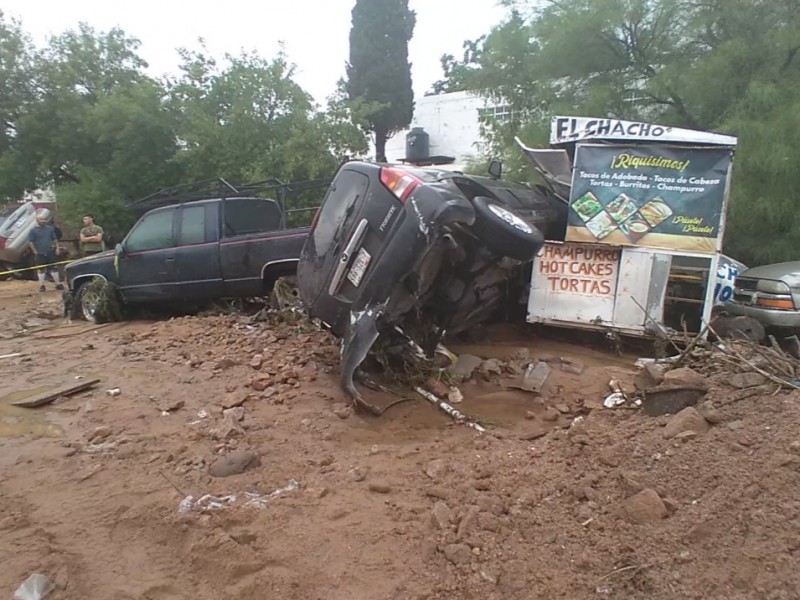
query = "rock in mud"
xmin=157 ymin=398 xmax=185 ymax=413
xmin=457 ymin=507 xmax=480 ymax=539
xmin=542 ymin=407 xmax=560 ymax=422
xmin=662 ymin=367 xmax=708 ymax=389
xmin=560 ymin=359 xmax=585 ymax=375
xmin=222 ymin=406 xmax=245 ymax=422
xmin=430 ymin=501 xmax=453 ymax=530
xmin=519 ymin=424 xmax=549 ymax=441
xmin=425 ymin=459 xmax=450 ymax=481
xmin=348 ymin=466 xmax=367 ymax=482
xmin=621 ymin=488 xmax=668 ymax=524
xmin=208 ymin=450 xmax=260 ymax=477
xmin=448 ymin=354 xmax=483 ymax=381
xmin=663 ymin=407 xmax=711 ymax=439
xmin=332 ymin=403 xmax=353 ymax=420
xmin=477 ymin=512 xmax=502 ymax=533
xmin=250 ymin=376 xmax=273 ymax=392
xmin=368 ymin=480 xmax=392 ymax=494
xmin=221 ymin=391 xmax=250 ymax=409
xmin=619 ymin=471 xmax=646 ymax=496
xmin=635 ymin=364 xmax=665 ymax=392
xmin=697 ymin=401 xmax=723 ymax=424
xmin=214 ymin=358 xmax=238 ymax=370
xmin=442 ymin=543 xmax=472 ymax=565
xmin=479 ymin=358 xmax=504 ymax=380
xmin=250 ymin=354 xmax=263 ymax=369
xmin=729 ymin=372 xmax=768 ymax=389
xmin=86 ymin=426 xmax=112 ymax=443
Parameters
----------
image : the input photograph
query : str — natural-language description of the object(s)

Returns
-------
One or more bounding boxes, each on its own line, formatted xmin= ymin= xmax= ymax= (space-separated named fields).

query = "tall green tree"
xmin=346 ymin=0 xmax=416 ymax=161
xmin=32 ymin=25 xmax=177 ymax=234
xmin=434 ymin=0 xmax=800 ymax=265
xmin=0 ymin=11 xmax=35 ymax=199
xmin=169 ymin=46 xmax=367 ymax=185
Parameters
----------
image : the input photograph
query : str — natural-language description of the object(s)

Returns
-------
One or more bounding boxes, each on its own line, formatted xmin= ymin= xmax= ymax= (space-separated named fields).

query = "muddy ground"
xmin=1 ymin=279 xmax=799 ymax=599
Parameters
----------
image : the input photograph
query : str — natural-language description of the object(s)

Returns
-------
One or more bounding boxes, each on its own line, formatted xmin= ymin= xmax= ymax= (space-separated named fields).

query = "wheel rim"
xmin=81 ymin=286 xmax=101 ymax=321
xmin=487 ymin=204 xmax=533 ymax=234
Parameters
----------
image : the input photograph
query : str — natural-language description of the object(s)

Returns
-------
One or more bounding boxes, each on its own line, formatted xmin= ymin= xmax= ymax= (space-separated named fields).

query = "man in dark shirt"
xmin=27 ymin=209 xmax=64 ymax=293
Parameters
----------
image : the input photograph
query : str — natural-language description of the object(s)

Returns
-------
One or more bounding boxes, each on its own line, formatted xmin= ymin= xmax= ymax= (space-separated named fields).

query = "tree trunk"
xmin=374 ymin=128 xmax=388 ymax=163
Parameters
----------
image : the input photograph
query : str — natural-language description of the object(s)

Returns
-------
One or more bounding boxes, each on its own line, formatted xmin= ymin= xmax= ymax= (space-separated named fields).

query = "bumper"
xmin=724 ymin=301 xmax=800 ymax=329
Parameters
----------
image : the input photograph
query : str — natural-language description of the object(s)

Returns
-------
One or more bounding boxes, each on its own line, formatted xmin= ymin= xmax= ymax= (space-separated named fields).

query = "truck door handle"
xmin=165 ymin=257 xmax=175 ymax=262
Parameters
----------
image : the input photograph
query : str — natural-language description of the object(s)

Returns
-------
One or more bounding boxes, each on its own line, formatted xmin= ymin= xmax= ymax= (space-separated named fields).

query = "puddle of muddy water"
xmin=0 ymin=385 xmax=65 ymax=438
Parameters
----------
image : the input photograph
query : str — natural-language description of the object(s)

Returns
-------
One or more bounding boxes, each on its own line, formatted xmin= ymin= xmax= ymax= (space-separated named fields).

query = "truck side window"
xmin=223 ymin=198 xmax=282 ymax=237
xmin=180 ymin=205 xmax=207 ymax=245
xmin=126 ymin=210 xmax=175 ymax=252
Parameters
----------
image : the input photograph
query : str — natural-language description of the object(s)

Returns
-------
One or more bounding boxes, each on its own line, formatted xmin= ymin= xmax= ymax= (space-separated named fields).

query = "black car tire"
xmin=71 ymin=281 xmax=99 ymax=323
xmin=470 ymin=195 xmax=544 ymax=261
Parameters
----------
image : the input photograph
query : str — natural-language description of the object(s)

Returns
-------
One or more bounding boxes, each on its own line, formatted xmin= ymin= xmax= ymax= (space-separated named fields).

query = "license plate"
xmin=347 ymin=247 xmax=371 ymax=287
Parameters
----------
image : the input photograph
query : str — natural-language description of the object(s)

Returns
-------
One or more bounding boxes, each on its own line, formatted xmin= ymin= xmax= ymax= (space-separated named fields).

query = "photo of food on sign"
xmin=571 ymin=193 xmax=676 ymax=244
xmin=639 ymin=198 xmax=673 ymax=227
xmin=605 ymin=193 xmax=638 ymax=224
xmin=584 ymin=210 xmax=617 ymax=239
xmin=566 ymin=144 xmax=733 ymax=253
xmin=619 ymin=212 xmax=650 ymax=242
xmin=572 ymin=191 xmax=603 ymax=222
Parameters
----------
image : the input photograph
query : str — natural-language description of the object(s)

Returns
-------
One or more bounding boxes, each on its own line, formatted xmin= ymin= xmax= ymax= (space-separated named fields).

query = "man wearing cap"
xmin=27 ymin=209 xmax=64 ymax=292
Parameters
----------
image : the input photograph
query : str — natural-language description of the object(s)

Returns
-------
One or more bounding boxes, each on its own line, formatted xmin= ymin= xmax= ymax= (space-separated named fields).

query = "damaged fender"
xmin=341 ymin=303 xmax=386 ymax=414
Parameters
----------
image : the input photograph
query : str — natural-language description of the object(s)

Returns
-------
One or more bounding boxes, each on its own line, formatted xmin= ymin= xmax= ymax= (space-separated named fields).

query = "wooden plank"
xmin=12 ymin=378 xmax=101 ymax=408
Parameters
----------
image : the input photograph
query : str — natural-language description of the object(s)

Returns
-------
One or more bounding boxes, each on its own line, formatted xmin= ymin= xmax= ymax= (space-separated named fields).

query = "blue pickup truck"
xmin=63 ymin=178 xmax=327 ymax=321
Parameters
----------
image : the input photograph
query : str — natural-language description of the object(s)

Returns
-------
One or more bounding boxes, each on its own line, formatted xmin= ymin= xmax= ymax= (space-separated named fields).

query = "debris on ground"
xmin=415 ymin=387 xmax=485 ymax=432
xmin=208 ymin=450 xmax=260 ymax=477
xmin=513 ymin=360 xmax=551 ymax=393
xmin=4 ymin=278 xmax=800 ymax=600
xmin=178 ymin=479 xmax=300 ymax=513
xmin=11 ymin=378 xmax=101 ymax=407
xmin=13 ymin=573 xmax=53 ymax=600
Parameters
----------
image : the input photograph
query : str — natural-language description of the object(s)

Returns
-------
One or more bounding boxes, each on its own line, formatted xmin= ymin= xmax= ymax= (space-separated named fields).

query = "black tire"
xmin=70 ymin=281 xmax=96 ymax=322
xmin=470 ymin=195 xmax=544 ymax=261
xmin=71 ymin=278 xmax=122 ymax=323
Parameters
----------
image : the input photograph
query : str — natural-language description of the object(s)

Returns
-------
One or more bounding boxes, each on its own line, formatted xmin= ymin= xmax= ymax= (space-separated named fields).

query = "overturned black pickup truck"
xmin=63 ymin=178 xmax=328 ymax=321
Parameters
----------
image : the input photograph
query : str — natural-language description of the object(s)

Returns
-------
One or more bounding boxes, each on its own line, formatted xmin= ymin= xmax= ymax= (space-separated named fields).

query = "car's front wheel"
xmin=470 ymin=195 xmax=545 ymax=261
xmin=71 ymin=280 xmax=102 ymax=323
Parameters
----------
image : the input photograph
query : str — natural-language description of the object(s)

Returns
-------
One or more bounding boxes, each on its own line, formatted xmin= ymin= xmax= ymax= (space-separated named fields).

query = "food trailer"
xmin=519 ymin=116 xmax=743 ymax=338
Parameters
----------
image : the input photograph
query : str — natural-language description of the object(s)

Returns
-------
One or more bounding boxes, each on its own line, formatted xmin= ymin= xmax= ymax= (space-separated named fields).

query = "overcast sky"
xmin=2 ymin=0 xmax=507 ymax=105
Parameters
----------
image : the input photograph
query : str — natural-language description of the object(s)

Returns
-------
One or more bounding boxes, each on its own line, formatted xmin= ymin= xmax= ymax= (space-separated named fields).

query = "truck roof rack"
xmin=130 ymin=176 xmax=333 ymax=213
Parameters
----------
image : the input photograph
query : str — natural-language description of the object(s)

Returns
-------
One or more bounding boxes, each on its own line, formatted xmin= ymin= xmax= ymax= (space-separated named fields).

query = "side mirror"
xmin=115 ymin=243 xmax=125 ymax=258
xmin=488 ymin=159 xmax=503 ymax=180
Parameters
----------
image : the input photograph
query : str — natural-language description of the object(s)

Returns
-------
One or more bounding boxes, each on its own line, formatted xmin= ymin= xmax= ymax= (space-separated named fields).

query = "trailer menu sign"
xmin=566 ymin=144 xmax=733 ymax=254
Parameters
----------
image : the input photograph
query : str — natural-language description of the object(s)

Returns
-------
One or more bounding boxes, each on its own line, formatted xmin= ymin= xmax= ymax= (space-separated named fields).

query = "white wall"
xmin=378 ymin=91 xmax=495 ymax=165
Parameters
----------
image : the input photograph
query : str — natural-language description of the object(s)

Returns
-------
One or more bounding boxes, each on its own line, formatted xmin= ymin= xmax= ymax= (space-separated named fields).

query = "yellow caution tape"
xmin=0 ymin=259 xmax=75 ymax=277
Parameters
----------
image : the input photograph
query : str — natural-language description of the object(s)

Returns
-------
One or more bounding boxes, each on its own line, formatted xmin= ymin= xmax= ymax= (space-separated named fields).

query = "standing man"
xmin=27 ymin=208 xmax=64 ymax=292
xmin=80 ymin=213 xmax=105 ymax=256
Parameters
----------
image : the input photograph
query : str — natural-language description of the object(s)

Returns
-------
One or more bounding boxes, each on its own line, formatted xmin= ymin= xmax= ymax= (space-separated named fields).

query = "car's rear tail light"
xmin=756 ymin=295 xmax=795 ymax=310
xmin=0 ymin=237 xmax=6 ymax=249
xmin=380 ymin=167 xmax=421 ymax=202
